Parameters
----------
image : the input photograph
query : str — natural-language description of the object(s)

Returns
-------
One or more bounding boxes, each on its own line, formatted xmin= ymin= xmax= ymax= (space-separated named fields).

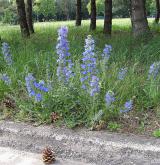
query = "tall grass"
xmin=0 ymin=19 xmax=160 ymax=128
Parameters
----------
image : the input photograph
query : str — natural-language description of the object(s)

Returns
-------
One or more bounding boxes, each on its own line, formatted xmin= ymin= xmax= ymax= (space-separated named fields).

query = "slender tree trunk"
xmin=155 ymin=0 xmax=160 ymax=23
xmin=104 ymin=0 xmax=112 ymax=36
xmin=26 ymin=0 xmax=34 ymax=33
xmin=76 ymin=0 xmax=82 ymax=26
xmin=130 ymin=0 xmax=151 ymax=37
xmin=16 ymin=0 xmax=30 ymax=37
xmin=90 ymin=0 xmax=96 ymax=30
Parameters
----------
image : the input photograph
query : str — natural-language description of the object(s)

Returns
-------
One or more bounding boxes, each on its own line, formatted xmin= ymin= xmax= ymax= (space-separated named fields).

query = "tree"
xmin=130 ymin=0 xmax=151 ymax=37
xmin=87 ymin=0 xmax=104 ymax=16
xmin=76 ymin=0 xmax=82 ymax=26
xmin=26 ymin=0 xmax=34 ymax=33
xmin=104 ymin=0 xmax=112 ymax=36
xmin=155 ymin=0 xmax=160 ymax=23
xmin=16 ymin=0 xmax=30 ymax=37
xmin=90 ymin=0 xmax=96 ymax=30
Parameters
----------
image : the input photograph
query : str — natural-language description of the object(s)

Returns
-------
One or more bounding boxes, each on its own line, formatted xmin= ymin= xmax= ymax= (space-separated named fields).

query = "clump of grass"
xmin=108 ymin=122 xmax=121 ymax=132
xmin=153 ymin=129 xmax=160 ymax=138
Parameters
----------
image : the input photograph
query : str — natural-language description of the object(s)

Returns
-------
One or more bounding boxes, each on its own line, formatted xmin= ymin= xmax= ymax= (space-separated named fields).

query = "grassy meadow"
xmin=0 ymin=18 xmax=160 ymax=136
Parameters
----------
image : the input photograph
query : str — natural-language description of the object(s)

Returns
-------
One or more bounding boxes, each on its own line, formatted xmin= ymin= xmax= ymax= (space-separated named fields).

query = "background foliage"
xmin=0 ymin=0 xmax=157 ymax=24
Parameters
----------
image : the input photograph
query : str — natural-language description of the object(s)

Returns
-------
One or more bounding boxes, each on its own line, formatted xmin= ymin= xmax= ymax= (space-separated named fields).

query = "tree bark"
xmin=130 ymin=0 xmax=151 ymax=37
xmin=16 ymin=0 xmax=30 ymax=37
xmin=26 ymin=0 xmax=34 ymax=33
xmin=90 ymin=0 xmax=96 ymax=30
xmin=155 ymin=0 xmax=160 ymax=23
xmin=76 ymin=0 xmax=82 ymax=26
xmin=104 ymin=0 xmax=112 ymax=36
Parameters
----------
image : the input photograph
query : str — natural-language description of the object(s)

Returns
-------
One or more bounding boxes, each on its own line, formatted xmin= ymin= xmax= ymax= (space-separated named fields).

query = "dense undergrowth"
xmin=0 ymin=19 xmax=160 ymax=135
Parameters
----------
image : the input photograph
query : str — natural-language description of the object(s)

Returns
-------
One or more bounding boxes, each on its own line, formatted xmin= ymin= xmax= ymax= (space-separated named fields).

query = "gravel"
xmin=0 ymin=121 xmax=160 ymax=165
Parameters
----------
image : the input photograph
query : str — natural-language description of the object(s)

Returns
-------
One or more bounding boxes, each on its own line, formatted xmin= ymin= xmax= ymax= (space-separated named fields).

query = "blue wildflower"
xmin=105 ymin=91 xmax=115 ymax=107
xmin=90 ymin=75 xmax=100 ymax=96
xmin=25 ymin=73 xmax=36 ymax=97
xmin=118 ymin=68 xmax=128 ymax=80
xmin=101 ymin=44 xmax=112 ymax=61
xmin=81 ymin=35 xmax=97 ymax=90
xmin=1 ymin=42 xmax=12 ymax=65
xmin=120 ymin=100 xmax=133 ymax=113
xmin=56 ymin=26 xmax=73 ymax=82
xmin=35 ymin=93 xmax=43 ymax=102
xmin=25 ymin=74 xmax=49 ymax=102
xmin=0 ymin=73 xmax=11 ymax=85
xmin=148 ymin=62 xmax=160 ymax=80
xmin=33 ymin=80 xmax=49 ymax=92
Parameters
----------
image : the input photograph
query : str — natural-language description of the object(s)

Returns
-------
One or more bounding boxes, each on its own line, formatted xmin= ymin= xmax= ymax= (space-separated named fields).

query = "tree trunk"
xmin=16 ymin=0 xmax=30 ymax=37
xmin=76 ymin=0 xmax=82 ymax=26
xmin=104 ymin=0 xmax=112 ymax=36
xmin=90 ymin=0 xmax=96 ymax=30
xmin=26 ymin=0 xmax=34 ymax=33
xmin=130 ymin=0 xmax=151 ymax=37
xmin=155 ymin=0 xmax=160 ymax=23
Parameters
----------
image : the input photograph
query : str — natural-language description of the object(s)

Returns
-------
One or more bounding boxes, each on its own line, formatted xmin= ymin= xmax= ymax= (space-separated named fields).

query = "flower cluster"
xmin=25 ymin=73 xmax=49 ymax=102
xmin=105 ymin=90 xmax=133 ymax=114
xmin=33 ymin=80 xmax=49 ymax=92
xmin=81 ymin=35 xmax=97 ymax=90
xmin=118 ymin=68 xmax=128 ymax=80
xmin=0 ymin=73 xmax=11 ymax=85
xmin=120 ymin=100 xmax=133 ymax=113
xmin=148 ymin=62 xmax=160 ymax=80
xmin=1 ymin=42 xmax=12 ymax=65
xmin=90 ymin=75 xmax=100 ymax=96
xmin=56 ymin=26 xmax=73 ymax=82
xmin=105 ymin=91 xmax=115 ymax=107
xmin=1 ymin=26 xmax=139 ymax=124
xmin=101 ymin=44 xmax=112 ymax=62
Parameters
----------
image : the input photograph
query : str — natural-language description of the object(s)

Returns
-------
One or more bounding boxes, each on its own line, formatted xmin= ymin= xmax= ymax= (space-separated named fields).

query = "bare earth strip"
xmin=0 ymin=121 xmax=160 ymax=165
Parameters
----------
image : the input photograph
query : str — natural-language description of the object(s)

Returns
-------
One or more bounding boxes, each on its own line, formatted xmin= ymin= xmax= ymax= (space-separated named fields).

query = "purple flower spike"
xmin=0 ymin=73 xmax=11 ymax=85
xmin=1 ymin=42 xmax=13 ymax=65
xmin=25 ymin=73 xmax=36 ymax=97
xmin=120 ymin=100 xmax=133 ymax=113
xmin=81 ymin=35 xmax=98 ymax=91
xmin=101 ymin=44 xmax=112 ymax=61
xmin=118 ymin=68 xmax=128 ymax=80
xmin=148 ymin=62 xmax=160 ymax=80
xmin=105 ymin=91 xmax=115 ymax=107
xmin=35 ymin=93 xmax=42 ymax=102
xmin=90 ymin=75 xmax=100 ymax=97
xmin=25 ymin=74 xmax=49 ymax=102
xmin=56 ymin=26 xmax=74 ymax=83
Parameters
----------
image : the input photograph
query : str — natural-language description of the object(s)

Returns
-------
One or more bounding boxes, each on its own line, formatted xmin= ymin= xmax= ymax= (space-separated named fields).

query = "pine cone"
xmin=95 ymin=120 xmax=106 ymax=131
xmin=3 ymin=97 xmax=15 ymax=109
xmin=42 ymin=147 xmax=55 ymax=164
xmin=90 ymin=120 xmax=106 ymax=131
xmin=51 ymin=112 xmax=60 ymax=123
